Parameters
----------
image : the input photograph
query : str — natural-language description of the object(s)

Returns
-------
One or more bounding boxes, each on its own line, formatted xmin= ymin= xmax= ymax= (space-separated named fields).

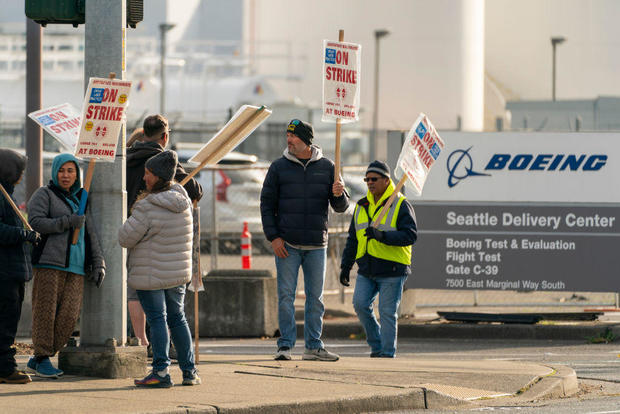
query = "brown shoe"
xmin=0 ymin=370 xmax=32 ymax=384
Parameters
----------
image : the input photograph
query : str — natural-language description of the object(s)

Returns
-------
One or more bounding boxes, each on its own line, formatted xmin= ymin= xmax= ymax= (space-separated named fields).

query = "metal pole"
xmin=160 ymin=24 xmax=166 ymax=114
xmin=159 ymin=23 xmax=175 ymax=114
xmin=81 ymin=0 xmax=127 ymax=346
xmin=211 ymin=169 xmax=218 ymax=269
xmin=552 ymin=42 xmax=556 ymax=102
xmin=25 ymin=18 xmax=42 ymax=202
xmin=551 ymin=37 xmax=565 ymax=102
xmin=370 ymin=35 xmax=380 ymax=162
xmin=371 ymin=30 xmax=389 ymax=162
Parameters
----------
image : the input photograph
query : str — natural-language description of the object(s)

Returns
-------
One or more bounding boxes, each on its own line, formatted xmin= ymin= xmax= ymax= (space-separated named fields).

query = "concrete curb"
xmin=316 ymin=321 xmax=620 ymax=341
xmin=211 ymin=387 xmax=470 ymax=413
xmin=516 ymin=365 xmax=579 ymax=401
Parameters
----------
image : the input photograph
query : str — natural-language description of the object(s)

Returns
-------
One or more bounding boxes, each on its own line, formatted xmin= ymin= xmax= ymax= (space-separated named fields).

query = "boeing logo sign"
xmin=446 ymin=147 xmax=489 ymax=188
xmin=447 ymin=147 xmax=608 ymax=188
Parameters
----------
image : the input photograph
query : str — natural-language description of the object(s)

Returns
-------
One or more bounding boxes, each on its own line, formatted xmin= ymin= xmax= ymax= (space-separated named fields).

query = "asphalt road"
xmin=201 ymin=337 xmax=620 ymax=413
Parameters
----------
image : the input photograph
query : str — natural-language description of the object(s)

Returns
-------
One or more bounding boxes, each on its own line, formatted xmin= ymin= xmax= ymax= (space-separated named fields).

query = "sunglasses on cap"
xmin=364 ymin=176 xmax=384 ymax=182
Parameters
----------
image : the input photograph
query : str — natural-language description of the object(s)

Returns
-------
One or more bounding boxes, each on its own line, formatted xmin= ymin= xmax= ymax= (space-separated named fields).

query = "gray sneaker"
xmin=302 ymin=348 xmax=339 ymax=361
xmin=274 ymin=346 xmax=291 ymax=361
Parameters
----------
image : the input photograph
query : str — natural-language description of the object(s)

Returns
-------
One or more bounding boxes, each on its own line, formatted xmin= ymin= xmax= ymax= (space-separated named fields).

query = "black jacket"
xmin=0 ymin=182 xmax=32 ymax=282
xmin=126 ymin=141 xmax=203 ymax=210
xmin=341 ymin=195 xmax=417 ymax=278
xmin=260 ymin=147 xmax=349 ymax=247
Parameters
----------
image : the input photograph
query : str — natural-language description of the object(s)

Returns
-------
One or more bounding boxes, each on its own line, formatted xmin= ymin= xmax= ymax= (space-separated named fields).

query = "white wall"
xmin=485 ymin=0 xmax=620 ymax=101
xmin=247 ymin=0 xmax=485 ymax=131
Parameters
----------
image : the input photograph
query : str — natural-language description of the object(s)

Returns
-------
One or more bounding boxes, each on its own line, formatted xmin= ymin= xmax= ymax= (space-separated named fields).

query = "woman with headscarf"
xmin=119 ymin=150 xmax=200 ymax=388
xmin=26 ymin=153 xmax=105 ymax=378
xmin=0 ymin=149 xmax=40 ymax=384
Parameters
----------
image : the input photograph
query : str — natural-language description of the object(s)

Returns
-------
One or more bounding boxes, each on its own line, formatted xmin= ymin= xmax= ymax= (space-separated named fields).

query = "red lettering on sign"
xmin=325 ymin=66 xmax=356 ymax=85
xmin=336 ymin=50 xmax=348 ymax=65
xmin=102 ymin=88 xmax=119 ymax=103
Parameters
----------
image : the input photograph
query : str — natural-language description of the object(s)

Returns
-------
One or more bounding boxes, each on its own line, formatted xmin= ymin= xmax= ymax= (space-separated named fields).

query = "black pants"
xmin=0 ymin=279 xmax=25 ymax=377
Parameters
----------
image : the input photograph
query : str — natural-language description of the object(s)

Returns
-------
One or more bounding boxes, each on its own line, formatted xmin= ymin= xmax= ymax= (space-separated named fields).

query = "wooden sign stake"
xmin=371 ymin=175 xmax=407 ymax=228
xmin=0 ymin=183 xmax=32 ymax=231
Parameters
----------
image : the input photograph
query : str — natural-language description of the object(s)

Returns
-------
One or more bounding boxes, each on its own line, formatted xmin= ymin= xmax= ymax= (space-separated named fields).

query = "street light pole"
xmin=25 ymin=18 xmax=42 ymax=202
xmin=159 ymin=23 xmax=175 ymax=114
xmin=551 ymin=36 xmax=566 ymax=101
xmin=370 ymin=29 xmax=390 ymax=162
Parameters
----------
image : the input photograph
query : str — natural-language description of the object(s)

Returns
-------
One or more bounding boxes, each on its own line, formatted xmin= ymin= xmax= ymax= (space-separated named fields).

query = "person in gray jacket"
xmin=26 ymin=153 xmax=105 ymax=379
xmin=118 ymin=150 xmax=200 ymax=388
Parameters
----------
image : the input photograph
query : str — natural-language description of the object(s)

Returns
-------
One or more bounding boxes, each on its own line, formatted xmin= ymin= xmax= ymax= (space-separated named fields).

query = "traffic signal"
xmin=25 ymin=0 xmax=143 ymax=28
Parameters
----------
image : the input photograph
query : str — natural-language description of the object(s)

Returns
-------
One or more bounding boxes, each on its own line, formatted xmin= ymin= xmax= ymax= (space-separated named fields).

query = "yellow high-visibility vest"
xmin=354 ymin=187 xmax=412 ymax=265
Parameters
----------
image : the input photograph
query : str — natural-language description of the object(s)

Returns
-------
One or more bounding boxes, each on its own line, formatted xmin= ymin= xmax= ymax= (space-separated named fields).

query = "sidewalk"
xmin=3 ymin=347 xmax=577 ymax=414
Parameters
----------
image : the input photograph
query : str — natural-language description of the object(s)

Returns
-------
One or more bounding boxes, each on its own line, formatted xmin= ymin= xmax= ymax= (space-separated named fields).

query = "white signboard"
xmin=396 ymin=113 xmax=445 ymax=195
xmin=322 ymin=40 xmax=361 ymax=123
xmin=416 ymin=132 xmax=620 ymax=203
xmin=75 ymin=77 xmax=132 ymax=162
xmin=28 ymin=103 xmax=81 ymax=152
xmin=409 ymin=132 xmax=620 ymax=293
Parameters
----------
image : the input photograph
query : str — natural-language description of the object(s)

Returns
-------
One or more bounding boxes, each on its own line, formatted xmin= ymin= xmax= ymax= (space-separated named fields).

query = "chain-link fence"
xmin=196 ymin=163 xmax=619 ymax=312
xmin=195 ymin=165 xmax=365 ymax=295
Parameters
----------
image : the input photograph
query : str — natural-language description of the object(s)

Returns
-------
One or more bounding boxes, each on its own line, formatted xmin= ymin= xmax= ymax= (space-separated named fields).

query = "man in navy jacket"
xmin=261 ymin=119 xmax=349 ymax=361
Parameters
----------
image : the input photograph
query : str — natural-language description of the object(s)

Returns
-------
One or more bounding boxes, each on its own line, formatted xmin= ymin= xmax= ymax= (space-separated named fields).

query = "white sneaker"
xmin=274 ymin=347 xmax=291 ymax=361
xmin=302 ymin=348 xmax=339 ymax=362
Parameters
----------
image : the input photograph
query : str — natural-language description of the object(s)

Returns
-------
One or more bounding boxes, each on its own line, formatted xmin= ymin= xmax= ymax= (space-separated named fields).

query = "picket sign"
xmin=180 ymin=104 xmax=272 ymax=364
xmin=372 ymin=113 xmax=445 ymax=227
xmin=72 ymin=72 xmax=132 ymax=244
xmin=0 ymin=183 xmax=32 ymax=231
xmin=322 ymin=30 xmax=361 ymax=177
xmin=28 ymin=103 xmax=81 ymax=152
xmin=180 ymin=105 xmax=272 ymax=185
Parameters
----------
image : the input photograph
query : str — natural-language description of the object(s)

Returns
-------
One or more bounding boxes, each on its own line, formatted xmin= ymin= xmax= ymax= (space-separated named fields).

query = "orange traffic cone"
xmin=241 ymin=221 xmax=252 ymax=269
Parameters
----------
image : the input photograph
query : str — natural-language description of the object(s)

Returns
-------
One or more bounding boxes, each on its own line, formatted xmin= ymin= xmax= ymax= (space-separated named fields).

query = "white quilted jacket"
xmin=118 ymin=183 xmax=193 ymax=290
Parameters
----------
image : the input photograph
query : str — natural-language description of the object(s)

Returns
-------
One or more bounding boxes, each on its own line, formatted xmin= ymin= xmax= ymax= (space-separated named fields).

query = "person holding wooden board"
xmin=26 ymin=153 xmax=106 ymax=378
xmin=339 ymin=160 xmax=417 ymax=358
xmin=0 ymin=149 xmax=40 ymax=384
xmin=126 ymin=114 xmax=202 ymax=353
xmin=260 ymin=119 xmax=349 ymax=362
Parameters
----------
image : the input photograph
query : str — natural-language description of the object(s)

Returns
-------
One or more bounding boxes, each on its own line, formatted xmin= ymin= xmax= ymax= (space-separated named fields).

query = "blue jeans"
xmin=352 ymin=274 xmax=407 ymax=357
xmin=275 ymin=246 xmax=326 ymax=350
xmin=137 ymin=285 xmax=195 ymax=373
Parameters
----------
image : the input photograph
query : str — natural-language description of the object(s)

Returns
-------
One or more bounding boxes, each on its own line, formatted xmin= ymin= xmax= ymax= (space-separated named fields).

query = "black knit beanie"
xmin=145 ymin=150 xmax=177 ymax=182
xmin=366 ymin=160 xmax=390 ymax=178
xmin=0 ymin=148 xmax=27 ymax=186
xmin=286 ymin=119 xmax=314 ymax=146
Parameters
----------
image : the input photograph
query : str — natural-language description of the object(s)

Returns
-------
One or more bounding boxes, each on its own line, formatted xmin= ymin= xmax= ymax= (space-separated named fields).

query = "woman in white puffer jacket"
xmin=118 ymin=150 xmax=200 ymax=388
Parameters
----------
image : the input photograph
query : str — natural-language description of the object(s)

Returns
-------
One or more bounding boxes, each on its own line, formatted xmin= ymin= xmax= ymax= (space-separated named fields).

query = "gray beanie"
xmin=145 ymin=150 xmax=177 ymax=182
xmin=0 ymin=148 xmax=27 ymax=186
xmin=366 ymin=160 xmax=390 ymax=178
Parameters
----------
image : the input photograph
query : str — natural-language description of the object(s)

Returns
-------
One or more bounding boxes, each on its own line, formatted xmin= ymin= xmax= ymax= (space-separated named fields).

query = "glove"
xmin=69 ymin=214 xmax=86 ymax=229
xmin=365 ymin=227 xmax=385 ymax=242
xmin=24 ymin=230 xmax=41 ymax=245
xmin=339 ymin=268 xmax=350 ymax=287
xmin=90 ymin=267 xmax=105 ymax=288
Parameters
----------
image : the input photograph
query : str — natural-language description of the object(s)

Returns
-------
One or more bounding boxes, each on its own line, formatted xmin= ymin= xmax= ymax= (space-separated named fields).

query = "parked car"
xmin=174 ymin=143 xmax=270 ymax=252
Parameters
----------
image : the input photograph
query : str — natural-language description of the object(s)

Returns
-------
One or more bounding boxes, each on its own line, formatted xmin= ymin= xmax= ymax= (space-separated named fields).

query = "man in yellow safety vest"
xmin=339 ymin=160 xmax=417 ymax=358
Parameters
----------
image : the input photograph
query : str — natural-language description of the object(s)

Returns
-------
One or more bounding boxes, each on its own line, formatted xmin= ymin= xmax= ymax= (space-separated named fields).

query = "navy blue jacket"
xmin=0 ymin=182 xmax=33 ymax=282
xmin=260 ymin=147 xmax=349 ymax=247
xmin=341 ymin=195 xmax=417 ymax=278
